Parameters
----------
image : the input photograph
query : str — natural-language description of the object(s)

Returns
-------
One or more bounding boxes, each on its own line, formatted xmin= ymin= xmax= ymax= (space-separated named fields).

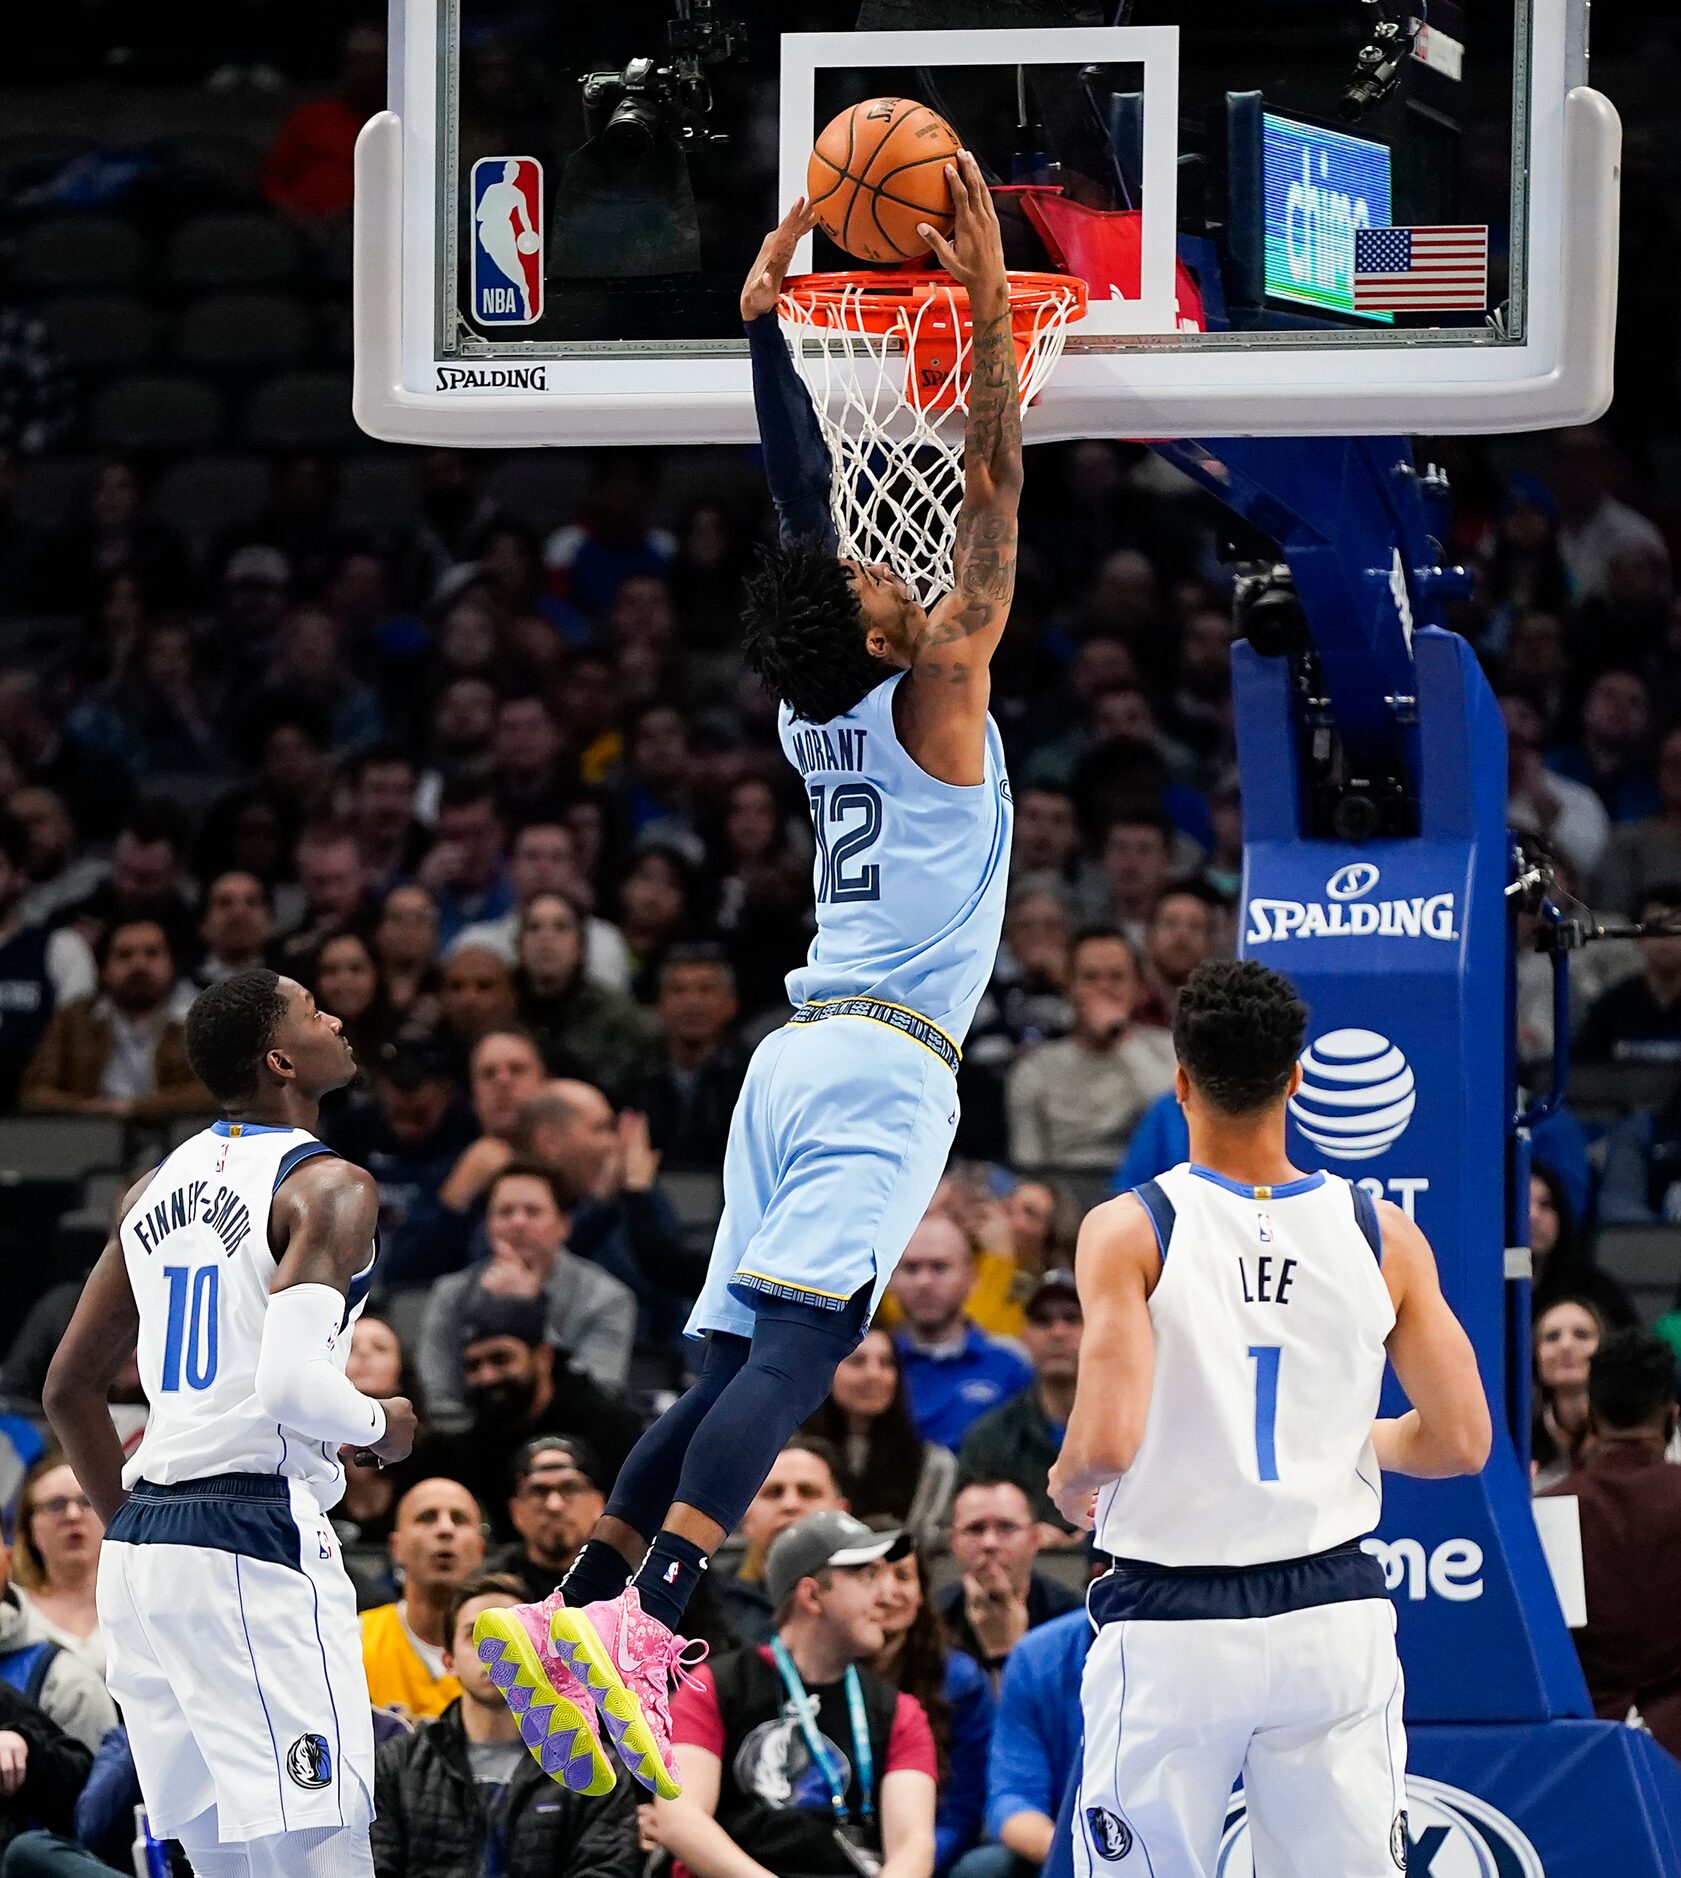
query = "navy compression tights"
xmin=604 ymin=1286 xmax=871 ymax=1540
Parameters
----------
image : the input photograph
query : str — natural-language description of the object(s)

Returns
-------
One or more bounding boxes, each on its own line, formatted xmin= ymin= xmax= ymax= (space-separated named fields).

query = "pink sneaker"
xmin=472 ymin=1592 xmax=615 ymax=1794
xmin=547 ymin=1588 xmax=707 ymax=1799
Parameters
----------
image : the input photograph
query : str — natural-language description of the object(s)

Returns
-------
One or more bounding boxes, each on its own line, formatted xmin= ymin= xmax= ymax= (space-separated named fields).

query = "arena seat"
xmin=484 ymin=454 xmax=590 ymax=534
xmin=242 ymin=369 xmax=357 ymax=449
xmin=0 ymin=1116 xmax=128 ymax=1183
xmin=167 ymin=210 xmax=301 ymax=289
xmin=90 ymin=372 xmax=225 ymax=452
xmin=177 ymin=290 xmax=313 ymax=369
xmin=16 ymin=213 xmax=145 ymax=290
xmin=149 ymin=452 xmax=268 ymax=548
xmin=8 ymin=455 xmax=101 ymax=527
xmin=659 ymin=1170 xmax=724 ymax=1253
xmin=1594 ymin=1224 xmax=1681 ymax=1325
xmin=340 ymin=453 xmax=423 ymax=531
xmin=40 ymin=292 xmax=155 ymax=371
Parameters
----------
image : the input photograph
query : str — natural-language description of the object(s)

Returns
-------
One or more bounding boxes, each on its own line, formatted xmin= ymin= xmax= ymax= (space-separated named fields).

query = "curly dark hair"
xmin=1588 ymin=1328 xmax=1679 ymax=1434
xmin=184 ymin=968 xmax=289 ymax=1106
xmin=740 ymin=536 xmax=897 ymax=724
xmin=1172 ymin=958 xmax=1307 ymax=1115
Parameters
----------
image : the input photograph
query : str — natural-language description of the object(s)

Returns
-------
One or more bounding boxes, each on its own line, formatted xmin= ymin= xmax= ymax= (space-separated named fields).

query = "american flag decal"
xmin=1352 ymin=225 xmax=1488 ymax=312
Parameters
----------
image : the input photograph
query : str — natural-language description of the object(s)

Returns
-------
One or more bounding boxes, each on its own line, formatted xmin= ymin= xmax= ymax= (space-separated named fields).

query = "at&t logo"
xmin=1217 ymin=1777 xmax=1543 ymax=1876
xmin=1290 ymin=1029 xmax=1417 ymax=1161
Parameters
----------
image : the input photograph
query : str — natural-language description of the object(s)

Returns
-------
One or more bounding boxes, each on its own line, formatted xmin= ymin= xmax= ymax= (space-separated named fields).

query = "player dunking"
xmin=1047 ymin=960 xmax=1492 ymax=1878
xmin=44 ymin=971 xmax=417 ymax=1877
xmin=473 ymin=153 xmax=1020 ymax=1798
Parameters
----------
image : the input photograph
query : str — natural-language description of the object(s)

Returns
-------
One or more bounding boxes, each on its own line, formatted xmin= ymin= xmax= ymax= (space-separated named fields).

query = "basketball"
xmin=516 ymin=231 xmax=540 ymax=254
xmin=806 ymin=97 xmax=961 ymax=265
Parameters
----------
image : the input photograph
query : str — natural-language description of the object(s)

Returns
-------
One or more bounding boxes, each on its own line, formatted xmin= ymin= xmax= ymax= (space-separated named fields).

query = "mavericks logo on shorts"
xmin=286 ymin=1733 xmax=333 ymax=1789
xmin=1086 ymin=1807 xmax=1134 ymax=1860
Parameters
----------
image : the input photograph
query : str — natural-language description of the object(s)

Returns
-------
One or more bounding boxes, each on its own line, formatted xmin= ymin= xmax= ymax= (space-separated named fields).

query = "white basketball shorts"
xmin=1077 ymin=1549 xmax=1407 ymax=1878
xmin=98 ymin=1472 xmax=375 ymax=1844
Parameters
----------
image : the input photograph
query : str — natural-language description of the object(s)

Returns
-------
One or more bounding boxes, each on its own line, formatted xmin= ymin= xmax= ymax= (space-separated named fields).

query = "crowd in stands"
xmin=6 ymin=5 xmax=1681 ymax=1868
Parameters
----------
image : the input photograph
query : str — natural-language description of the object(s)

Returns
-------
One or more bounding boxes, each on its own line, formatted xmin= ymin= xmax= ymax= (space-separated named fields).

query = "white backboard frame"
xmin=354 ymin=0 xmax=1619 ymax=445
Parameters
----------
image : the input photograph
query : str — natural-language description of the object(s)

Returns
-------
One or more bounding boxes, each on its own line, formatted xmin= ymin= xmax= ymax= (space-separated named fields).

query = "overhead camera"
xmin=1233 ymin=563 xmax=1309 ymax=661
xmin=1339 ymin=0 xmax=1425 ymax=123
xmin=581 ymin=0 xmax=747 ymax=165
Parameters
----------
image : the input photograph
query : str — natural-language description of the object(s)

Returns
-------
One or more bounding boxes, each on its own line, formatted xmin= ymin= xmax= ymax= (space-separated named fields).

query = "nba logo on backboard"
xmin=470 ymin=157 xmax=543 ymax=326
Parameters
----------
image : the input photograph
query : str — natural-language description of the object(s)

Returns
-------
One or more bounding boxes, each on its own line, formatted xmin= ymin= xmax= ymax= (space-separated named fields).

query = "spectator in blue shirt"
xmin=1111 ymin=1085 xmax=1188 ymax=1193
xmin=978 ymin=1606 xmax=1091 ymax=1874
xmin=893 ymin=1214 xmax=1032 ymax=1452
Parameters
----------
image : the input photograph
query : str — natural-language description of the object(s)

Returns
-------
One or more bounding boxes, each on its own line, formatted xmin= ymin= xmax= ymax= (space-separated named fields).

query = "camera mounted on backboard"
xmin=580 ymin=0 xmax=748 ymax=165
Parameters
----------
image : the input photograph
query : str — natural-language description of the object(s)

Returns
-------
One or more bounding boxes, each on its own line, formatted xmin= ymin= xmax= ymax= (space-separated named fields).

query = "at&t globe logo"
xmin=1290 ymin=1029 xmax=1417 ymax=1161
xmin=1217 ymin=1777 xmax=1545 ymax=1876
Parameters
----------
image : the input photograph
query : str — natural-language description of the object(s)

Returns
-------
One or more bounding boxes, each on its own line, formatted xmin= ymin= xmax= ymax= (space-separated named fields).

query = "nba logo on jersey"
xmin=470 ymin=157 xmax=543 ymax=326
xmin=1256 ymin=1210 xmax=1274 ymax=1243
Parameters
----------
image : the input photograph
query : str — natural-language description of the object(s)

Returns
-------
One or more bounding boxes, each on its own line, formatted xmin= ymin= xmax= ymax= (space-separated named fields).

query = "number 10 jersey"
xmin=118 ymin=1120 xmax=377 ymax=1506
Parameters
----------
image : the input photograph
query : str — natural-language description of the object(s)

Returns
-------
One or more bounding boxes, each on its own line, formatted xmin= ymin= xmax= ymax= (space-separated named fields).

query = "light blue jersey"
xmin=779 ymin=670 xmax=1013 ymax=1043
xmin=688 ymin=671 xmax=1013 ymax=1339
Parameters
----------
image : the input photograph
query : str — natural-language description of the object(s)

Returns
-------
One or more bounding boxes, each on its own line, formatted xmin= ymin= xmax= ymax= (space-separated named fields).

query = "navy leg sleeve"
xmin=602 ymin=1331 xmax=751 ymax=1538
xmin=667 ymin=1287 xmax=872 ymax=1535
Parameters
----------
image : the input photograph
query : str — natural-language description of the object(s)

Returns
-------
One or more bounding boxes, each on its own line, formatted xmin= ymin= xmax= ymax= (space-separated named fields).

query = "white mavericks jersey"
xmin=119 ymin=1120 xmax=376 ymax=1505
xmin=779 ymin=669 xmax=1012 ymax=1044
xmin=1096 ymin=1163 xmax=1396 ymax=1568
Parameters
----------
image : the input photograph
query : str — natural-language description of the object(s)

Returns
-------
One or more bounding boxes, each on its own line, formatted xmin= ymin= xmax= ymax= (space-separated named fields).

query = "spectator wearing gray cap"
xmin=490 ymin=1437 xmax=608 ymax=1606
xmin=645 ymin=1510 xmax=937 ymax=1878
xmin=956 ymin=1272 xmax=1085 ymax=1543
xmin=410 ymin=1283 xmax=648 ymax=1540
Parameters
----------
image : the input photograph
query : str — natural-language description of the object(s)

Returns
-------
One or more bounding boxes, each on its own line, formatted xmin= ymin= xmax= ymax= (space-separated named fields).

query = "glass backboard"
xmin=354 ymin=0 xmax=1618 ymax=444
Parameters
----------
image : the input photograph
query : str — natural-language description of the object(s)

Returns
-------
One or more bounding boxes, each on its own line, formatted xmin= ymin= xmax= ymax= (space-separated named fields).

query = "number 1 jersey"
xmin=1095 ymin=1164 xmax=1397 ymax=1567
xmin=778 ymin=670 xmax=1012 ymax=1043
xmin=118 ymin=1121 xmax=376 ymax=1505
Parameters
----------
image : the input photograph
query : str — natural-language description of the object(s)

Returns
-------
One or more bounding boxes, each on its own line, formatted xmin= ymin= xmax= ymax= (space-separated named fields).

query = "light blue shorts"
xmin=685 ymin=1012 xmax=960 ymax=1341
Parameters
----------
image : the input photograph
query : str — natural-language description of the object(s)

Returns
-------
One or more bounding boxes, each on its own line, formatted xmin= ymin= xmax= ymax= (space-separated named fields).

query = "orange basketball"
xmin=806 ymin=97 xmax=961 ymax=265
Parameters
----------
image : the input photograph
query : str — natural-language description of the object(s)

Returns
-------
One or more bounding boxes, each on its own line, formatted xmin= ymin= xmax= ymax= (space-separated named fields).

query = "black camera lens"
xmin=603 ymin=92 xmax=666 ymax=162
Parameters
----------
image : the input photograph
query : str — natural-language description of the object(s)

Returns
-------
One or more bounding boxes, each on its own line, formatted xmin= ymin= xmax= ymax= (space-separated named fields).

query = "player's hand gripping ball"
xmin=807 ymin=96 xmax=961 ymax=264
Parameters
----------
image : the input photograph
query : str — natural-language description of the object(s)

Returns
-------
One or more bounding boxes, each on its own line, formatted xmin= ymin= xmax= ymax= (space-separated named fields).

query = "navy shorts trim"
xmin=1088 ymin=1539 xmax=1386 ymax=1624
xmin=108 ymin=1474 xmax=302 ymax=1574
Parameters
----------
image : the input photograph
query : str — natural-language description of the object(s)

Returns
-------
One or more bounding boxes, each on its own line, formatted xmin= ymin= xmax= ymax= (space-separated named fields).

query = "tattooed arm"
xmin=896 ymin=151 xmax=1021 ymax=785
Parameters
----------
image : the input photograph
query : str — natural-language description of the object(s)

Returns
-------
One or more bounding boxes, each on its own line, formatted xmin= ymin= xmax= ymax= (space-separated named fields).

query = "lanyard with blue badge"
xmin=769 ymin=1638 xmax=882 ymax=1878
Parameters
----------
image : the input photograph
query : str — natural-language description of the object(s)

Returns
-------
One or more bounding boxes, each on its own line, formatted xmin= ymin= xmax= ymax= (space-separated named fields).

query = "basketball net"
xmin=779 ymin=271 xmax=1085 ymax=606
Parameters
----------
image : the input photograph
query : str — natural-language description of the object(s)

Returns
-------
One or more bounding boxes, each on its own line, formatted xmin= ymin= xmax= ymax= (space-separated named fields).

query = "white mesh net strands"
xmin=778 ymin=273 xmax=1084 ymax=607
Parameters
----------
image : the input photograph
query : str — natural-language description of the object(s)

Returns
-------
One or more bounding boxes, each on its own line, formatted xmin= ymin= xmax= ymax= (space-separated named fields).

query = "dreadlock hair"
xmin=740 ymin=535 xmax=898 ymax=724
xmin=185 ymin=968 xmax=289 ymax=1107
xmin=1173 ymin=958 xmax=1307 ymax=1116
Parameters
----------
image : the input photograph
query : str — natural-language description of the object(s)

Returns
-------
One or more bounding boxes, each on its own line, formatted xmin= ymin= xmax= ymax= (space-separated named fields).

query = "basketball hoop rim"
xmin=781 ymin=269 xmax=1088 ymax=336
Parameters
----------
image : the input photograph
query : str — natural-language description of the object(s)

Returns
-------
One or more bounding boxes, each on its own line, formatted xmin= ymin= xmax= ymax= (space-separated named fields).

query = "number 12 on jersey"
xmin=1247 ymin=1344 xmax=1281 ymax=1482
xmin=809 ymin=783 xmax=883 ymax=903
